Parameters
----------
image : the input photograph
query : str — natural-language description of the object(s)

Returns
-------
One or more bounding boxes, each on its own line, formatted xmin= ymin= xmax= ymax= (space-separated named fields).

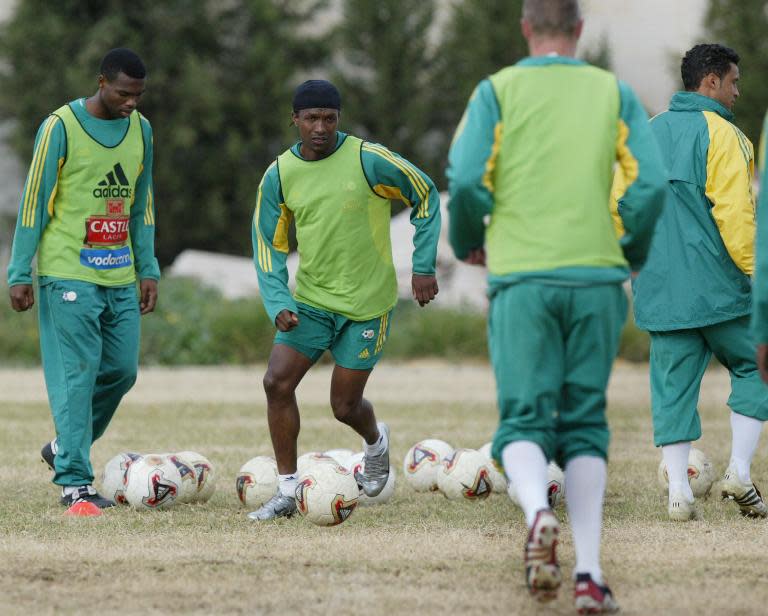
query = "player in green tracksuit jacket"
xmin=6 ymin=49 xmax=159 ymax=511
xmin=754 ymin=110 xmax=768 ymax=380
xmin=249 ymin=80 xmax=440 ymax=522
xmin=629 ymin=44 xmax=768 ymax=522
xmin=447 ymin=1 xmax=665 ymax=610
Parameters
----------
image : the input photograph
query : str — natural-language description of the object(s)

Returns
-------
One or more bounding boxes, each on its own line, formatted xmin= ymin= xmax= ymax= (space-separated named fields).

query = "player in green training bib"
xmin=448 ymin=1 xmax=665 ymax=611
xmin=6 ymin=49 xmax=159 ymax=512
xmin=250 ymin=80 xmax=440 ymax=521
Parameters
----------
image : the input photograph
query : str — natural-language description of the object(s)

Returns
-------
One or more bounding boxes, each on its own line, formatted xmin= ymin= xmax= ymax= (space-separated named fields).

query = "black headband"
xmin=292 ymin=80 xmax=341 ymax=112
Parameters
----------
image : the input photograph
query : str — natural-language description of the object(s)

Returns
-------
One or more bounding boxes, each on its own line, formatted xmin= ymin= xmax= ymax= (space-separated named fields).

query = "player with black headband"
xmin=250 ymin=79 xmax=441 ymax=521
xmin=7 ymin=48 xmax=159 ymax=514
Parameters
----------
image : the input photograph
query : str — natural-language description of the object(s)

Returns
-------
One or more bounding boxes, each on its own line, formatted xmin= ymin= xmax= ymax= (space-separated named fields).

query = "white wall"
xmin=580 ymin=0 xmax=708 ymax=113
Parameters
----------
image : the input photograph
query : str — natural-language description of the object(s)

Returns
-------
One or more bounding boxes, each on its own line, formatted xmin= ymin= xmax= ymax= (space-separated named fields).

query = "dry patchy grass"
xmin=0 ymin=362 xmax=767 ymax=615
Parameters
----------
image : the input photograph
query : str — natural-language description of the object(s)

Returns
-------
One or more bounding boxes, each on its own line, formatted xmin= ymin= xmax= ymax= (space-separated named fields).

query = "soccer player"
xmin=631 ymin=44 xmax=768 ymax=522
xmin=250 ymin=80 xmax=440 ymax=521
xmin=755 ymin=110 xmax=768 ymax=381
xmin=447 ymin=0 xmax=665 ymax=611
xmin=7 ymin=48 xmax=159 ymax=513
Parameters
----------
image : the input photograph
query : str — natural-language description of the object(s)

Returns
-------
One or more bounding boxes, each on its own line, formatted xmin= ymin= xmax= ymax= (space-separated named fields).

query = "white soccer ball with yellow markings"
xmin=347 ymin=451 xmax=396 ymax=506
xmin=657 ymin=447 xmax=716 ymax=498
xmin=236 ymin=456 xmax=278 ymax=508
xmin=478 ymin=442 xmax=507 ymax=494
xmin=101 ymin=452 xmax=142 ymax=505
xmin=124 ymin=454 xmax=182 ymax=510
xmin=403 ymin=439 xmax=454 ymax=492
xmin=507 ymin=461 xmax=566 ymax=508
xmin=176 ymin=451 xmax=216 ymax=503
xmin=296 ymin=463 xmax=359 ymax=526
xmin=436 ymin=448 xmax=494 ymax=501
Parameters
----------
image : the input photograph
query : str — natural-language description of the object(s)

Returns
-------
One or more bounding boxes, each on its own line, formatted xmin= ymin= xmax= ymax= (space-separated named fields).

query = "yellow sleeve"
xmin=703 ymin=111 xmax=756 ymax=276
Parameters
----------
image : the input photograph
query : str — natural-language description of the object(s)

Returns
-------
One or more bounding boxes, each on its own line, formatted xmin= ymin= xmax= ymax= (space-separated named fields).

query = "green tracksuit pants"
xmin=489 ymin=281 xmax=627 ymax=466
xmin=649 ymin=315 xmax=768 ymax=447
xmin=38 ymin=279 xmax=140 ymax=486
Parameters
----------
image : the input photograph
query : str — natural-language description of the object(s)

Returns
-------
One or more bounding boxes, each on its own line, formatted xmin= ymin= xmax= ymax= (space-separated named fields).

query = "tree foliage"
xmin=705 ymin=0 xmax=768 ymax=147
xmin=0 ymin=0 xmax=327 ymax=266
xmin=331 ymin=0 xmax=437 ymax=182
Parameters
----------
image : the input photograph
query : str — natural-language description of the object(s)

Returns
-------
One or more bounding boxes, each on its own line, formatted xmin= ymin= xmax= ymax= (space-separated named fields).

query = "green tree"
xmin=331 ymin=0 xmax=438 ymax=184
xmin=705 ymin=0 xmax=768 ymax=148
xmin=0 ymin=0 xmax=327 ymax=266
xmin=430 ymin=0 xmax=527 ymax=182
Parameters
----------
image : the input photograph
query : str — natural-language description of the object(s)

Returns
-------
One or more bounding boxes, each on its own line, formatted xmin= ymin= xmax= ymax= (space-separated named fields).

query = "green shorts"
xmin=650 ymin=316 xmax=768 ymax=447
xmin=274 ymin=302 xmax=392 ymax=370
xmin=489 ymin=281 xmax=627 ymax=467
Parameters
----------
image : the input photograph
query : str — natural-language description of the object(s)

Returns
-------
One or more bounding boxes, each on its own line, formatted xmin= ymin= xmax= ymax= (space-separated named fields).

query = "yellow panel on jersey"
xmin=272 ymin=203 xmax=292 ymax=253
xmin=362 ymin=144 xmax=428 ymax=217
xmin=610 ymin=119 xmax=639 ymax=238
xmin=703 ymin=110 xmax=755 ymax=275
xmin=373 ymin=184 xmax=412 ymax=207
xmin=482 ymin=122 xmax=503 ymax=194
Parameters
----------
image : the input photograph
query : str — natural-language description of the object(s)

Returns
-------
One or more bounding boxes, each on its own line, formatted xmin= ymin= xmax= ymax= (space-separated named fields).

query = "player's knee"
xmin=263 ymin=370 xmax=295 ymax=400
xmin=102 ymin=361 xmax=137 ymax=393
xmin=330 ymin=395 xmax=360 ymax=422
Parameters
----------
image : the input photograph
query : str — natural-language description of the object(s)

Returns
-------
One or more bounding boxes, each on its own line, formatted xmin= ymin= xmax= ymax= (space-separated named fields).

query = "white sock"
xmin=730 ymin=411 xmax=764 ymax=484
xmin=662 ymin=442 xmax=693 ymax=502
xmin=565 ymin=456 xmax=606 ymax=586
xmin=278 ymin=474 xmax=297 ymax=498
xmin=61 ymin=485 xmax=94 ymax=497
xmin=364 ymin=423 xmax=387 ymax=457
xmin=501 ymin=441 xmax=549 ymax=527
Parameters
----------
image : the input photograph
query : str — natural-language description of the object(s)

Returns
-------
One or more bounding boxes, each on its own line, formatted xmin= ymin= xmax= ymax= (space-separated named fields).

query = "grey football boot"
xmin=355 ymin=422 xmax=390 ymax=497
xmin=248 ymin=493 xmax=297 ymax=521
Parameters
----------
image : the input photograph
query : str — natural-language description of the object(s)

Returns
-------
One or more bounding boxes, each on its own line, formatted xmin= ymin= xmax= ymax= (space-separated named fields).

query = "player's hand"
xmin=9 ymin=284 xmax=34 ymax=312
xmin=463 ymin=248 xmax=486 ymax=266
xmin=275 ymin=309 xmax=299 ymax=332
xmin=139 ymin=279 xmax=158 ymax=315
xmin=758 ymin=344 xmax=768 ymax=384
xmin=412 ymin=274 xmax=438 ymax=307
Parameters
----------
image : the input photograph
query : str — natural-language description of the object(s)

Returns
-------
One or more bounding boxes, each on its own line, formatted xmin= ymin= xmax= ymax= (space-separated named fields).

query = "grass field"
xmin=1 ymin=361 xmax=767 ymax=615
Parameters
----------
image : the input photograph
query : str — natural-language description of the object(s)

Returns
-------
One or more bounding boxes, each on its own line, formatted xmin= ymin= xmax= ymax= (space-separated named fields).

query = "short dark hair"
xmin=522 ymin=0 xmax=581 ymax=36
xmin=681 ymin=44 xmax=739 ymax=91
xmin=100 ymin=48 xmax=146 ymax=81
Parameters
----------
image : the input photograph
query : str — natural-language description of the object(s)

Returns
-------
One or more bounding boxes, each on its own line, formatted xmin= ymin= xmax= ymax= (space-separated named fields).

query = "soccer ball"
xmin=508 ymin=461 xmax=566 ymax=508
xmin=324 ymin=448 xmax=354 ymax=468
xmin=124 ymin=454 xmax=182 ymax=510
xmin=546 ymin=462 xmax=565 ymax=507
xmin=236 ymin=456 xmax=278 ymax=508
xmin=167 ymin=454 xmax=199 ymax=504
xmin=436 ymin=449 xmax=494 ymax=501
xmin=478 ymin=442 xmax=507 ymax=494
xmin=296 ymin=463 xmax=359 ymax=526
xmin=176 ymin=451 xmax=216 ymax=503
xmin=297 ymin=451 xmax=337 ymax=475
xmin=657 ymin=447 xmax=716 ymax=498
xmin=346 ymin=451 xmax=396 ymax=506
xmin=101 ymin=452 xmax=142 ymax=505
xmin=402 ymin=439 xmax=454 ymax=492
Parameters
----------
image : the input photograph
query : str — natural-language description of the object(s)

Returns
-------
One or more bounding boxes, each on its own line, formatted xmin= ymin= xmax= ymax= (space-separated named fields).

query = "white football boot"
xmin=719 ymin=466 xmax=768 ymax=518
xmin=668 ymin=491 xmax=699 ymax=521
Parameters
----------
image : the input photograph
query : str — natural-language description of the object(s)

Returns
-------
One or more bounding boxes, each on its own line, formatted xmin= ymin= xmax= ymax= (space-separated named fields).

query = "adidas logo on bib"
xmin=92 ymin=163 xmax=133 ymax=199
